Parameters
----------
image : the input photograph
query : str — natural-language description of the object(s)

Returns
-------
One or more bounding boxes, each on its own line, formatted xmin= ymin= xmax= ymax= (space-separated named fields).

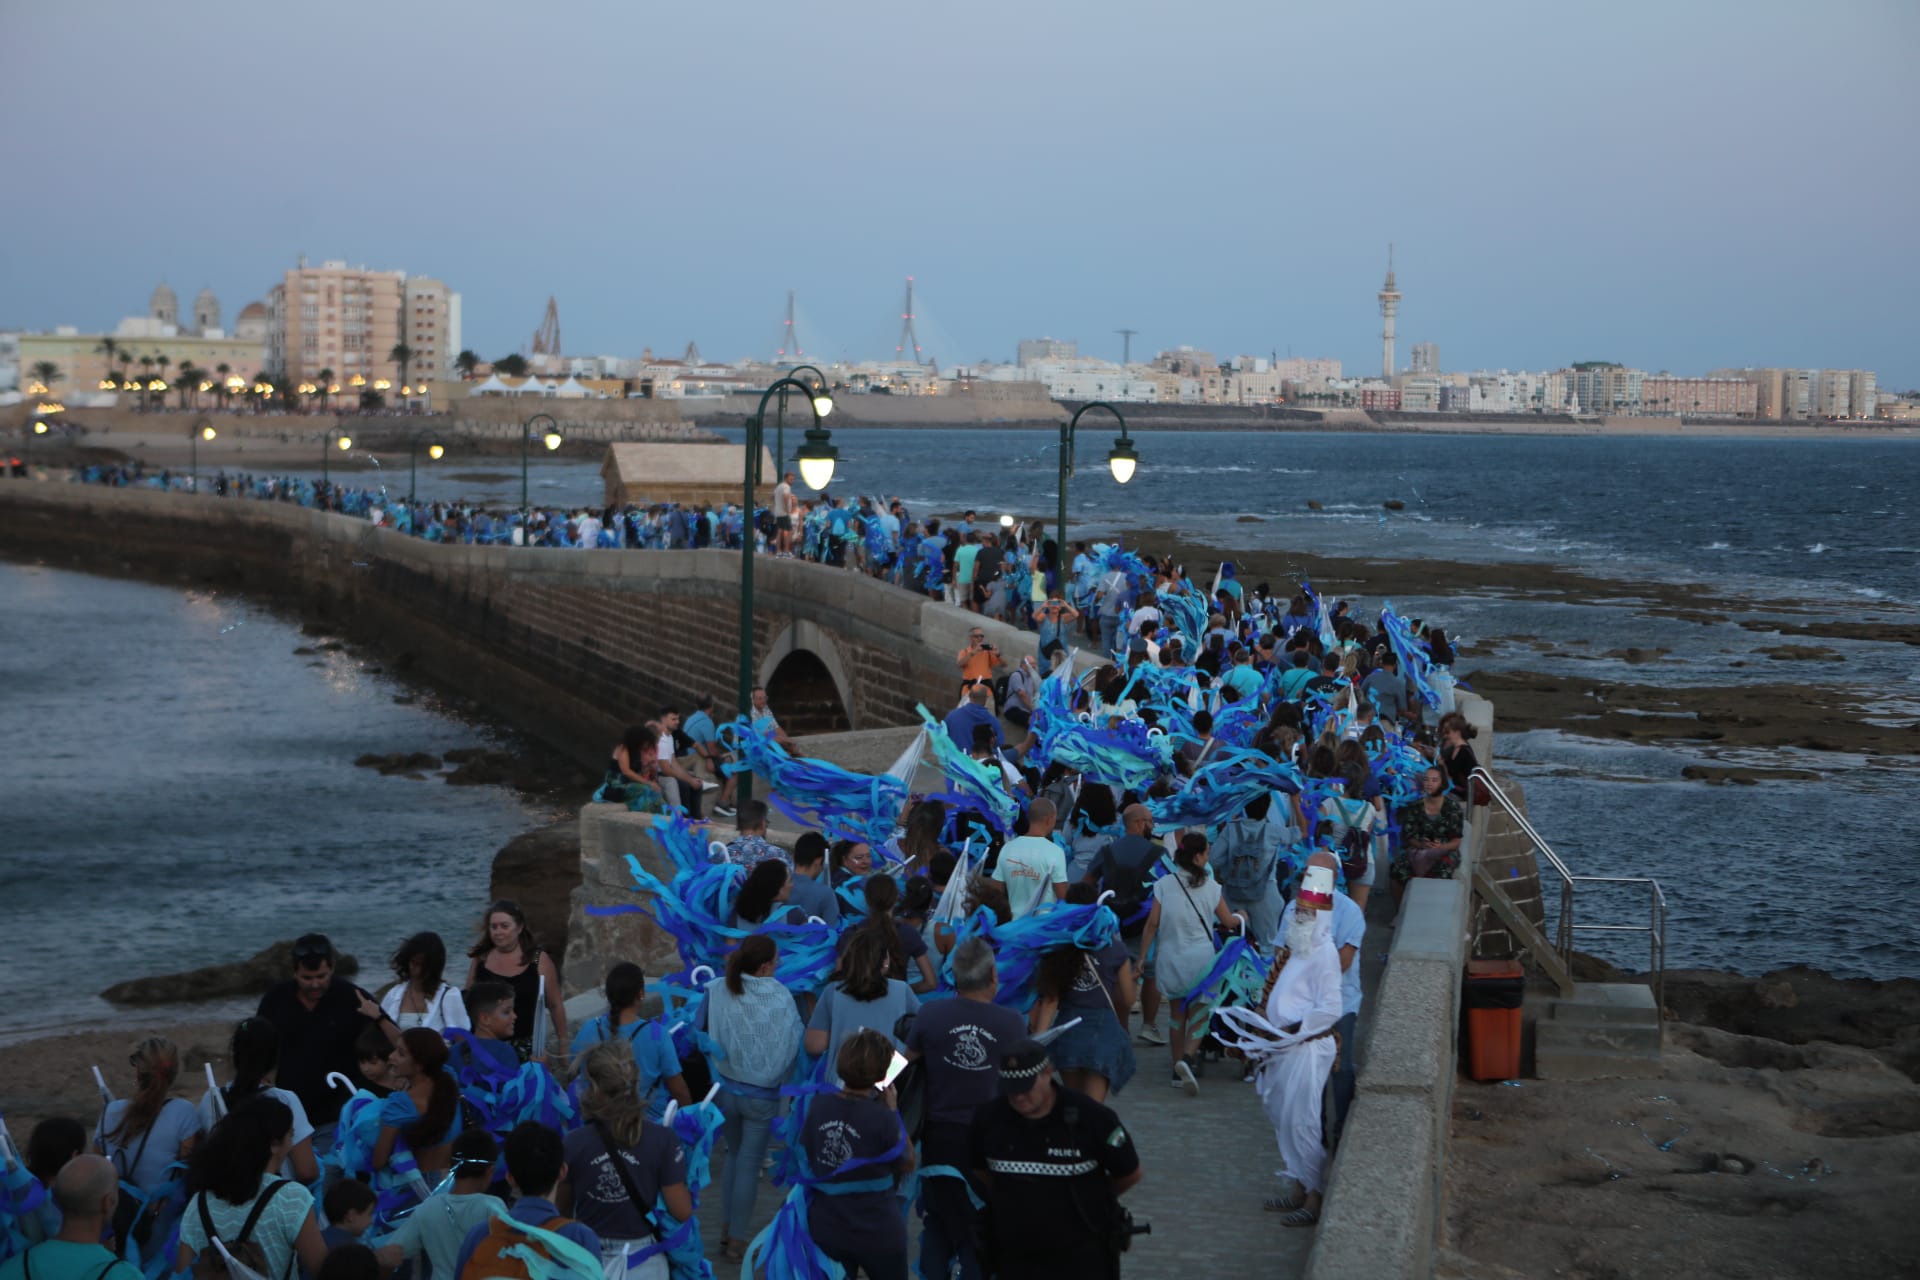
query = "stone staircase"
xmin=1534 ymin=982 xmax=1663 ymax=1079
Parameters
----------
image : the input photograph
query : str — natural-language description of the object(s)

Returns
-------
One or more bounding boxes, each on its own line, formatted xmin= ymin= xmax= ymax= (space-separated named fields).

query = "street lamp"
xmin=736 ymin=376 xmax=837 ymax=805
xmin=772 ymin=363 xmax=833 ymax=477
xmin=24 ymin=415 xmax=51 ymax=475
xmin=408 ymin=433 xmax=445 ymax=505
xmin=1055 ymin=401 xmax=1140 ymax=559
xmin=520 ymin=412 xmax=562 ymax=530
xmin=321 ymin=429 xmax=353 ymax=487
xmin=190 ymin=417 xmax=216 ymax=490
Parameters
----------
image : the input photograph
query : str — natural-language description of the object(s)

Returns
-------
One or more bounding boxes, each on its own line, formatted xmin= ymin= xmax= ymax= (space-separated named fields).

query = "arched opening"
xmin=764 ymin=649 xmax=851 ymax=735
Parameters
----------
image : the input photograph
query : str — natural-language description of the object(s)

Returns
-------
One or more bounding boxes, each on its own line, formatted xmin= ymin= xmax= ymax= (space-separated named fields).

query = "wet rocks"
xmin=354 ymin=751 xmax=443 ymax=775
xmin=102 ymin=940 xmax=359 ymax=1006
xmin=1383 ymin=499 xmax=1406 ymax=511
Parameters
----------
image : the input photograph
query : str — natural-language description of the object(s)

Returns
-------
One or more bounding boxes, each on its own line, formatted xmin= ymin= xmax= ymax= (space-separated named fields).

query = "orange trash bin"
xmin=1464 ymin=959 xmax=1525 ymax=1081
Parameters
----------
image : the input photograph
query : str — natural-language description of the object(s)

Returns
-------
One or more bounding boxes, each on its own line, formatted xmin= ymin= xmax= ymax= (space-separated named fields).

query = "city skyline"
xmin=2 ymin=1 xmax=1915 ymax=385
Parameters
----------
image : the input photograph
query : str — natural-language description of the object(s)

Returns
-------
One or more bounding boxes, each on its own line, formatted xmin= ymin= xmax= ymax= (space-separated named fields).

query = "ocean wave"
xmin=1703 ymin=541 xmax=1731 ymax=551
xmin=1807 ymin=542 xmax=1828 ymax=554
xmin=1270 ymin=467 xmax=1316 ymax=475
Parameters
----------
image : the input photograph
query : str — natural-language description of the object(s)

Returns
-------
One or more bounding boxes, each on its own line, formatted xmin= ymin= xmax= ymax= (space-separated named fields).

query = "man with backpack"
xmin=0 ymin=1156 xmax=141 ymax=1280
xmin=454 ymin=1123 xmax=600 ymax=1280
xmin=1084 ymin=804 xmax=1163 ymax=1045
xmin=1213 ymin=794 xmax=1286 ymax=955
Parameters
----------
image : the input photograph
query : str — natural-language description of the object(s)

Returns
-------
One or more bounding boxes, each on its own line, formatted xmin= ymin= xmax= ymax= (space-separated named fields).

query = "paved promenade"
xmin=689 ymin=908 xmax=1393 ymax=1279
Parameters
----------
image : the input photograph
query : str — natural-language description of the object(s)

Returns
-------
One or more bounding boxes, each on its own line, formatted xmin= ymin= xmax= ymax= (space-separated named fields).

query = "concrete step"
xmin=1545 ymin=982 xmax=1660 ymax=1026
xmin=1535 ymin=1015 xmax=1663 ymax=1058
xmin=1535 ymin=1042 xmax=1664 ymax=1080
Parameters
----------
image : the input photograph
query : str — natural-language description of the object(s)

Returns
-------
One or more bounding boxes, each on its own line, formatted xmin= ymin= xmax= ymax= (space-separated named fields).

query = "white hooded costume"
xmin=1215 ymin=864 xmax=1344 ymax=1193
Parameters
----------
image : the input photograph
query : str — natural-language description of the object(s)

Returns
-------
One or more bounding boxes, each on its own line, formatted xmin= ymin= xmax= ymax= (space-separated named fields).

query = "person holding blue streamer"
xmin=800 ymin=1031 xmax=915 ymax=1280
xmin=556 ymin=1043 xmax=691 ymax=1280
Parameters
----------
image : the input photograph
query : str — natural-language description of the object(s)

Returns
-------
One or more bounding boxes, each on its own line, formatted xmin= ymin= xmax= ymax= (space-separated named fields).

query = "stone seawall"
xmin=0 ymin=482 xmax=1030 ymax=762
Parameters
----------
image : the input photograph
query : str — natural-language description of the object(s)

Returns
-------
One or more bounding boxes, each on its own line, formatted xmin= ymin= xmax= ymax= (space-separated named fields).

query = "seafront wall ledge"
xmin=1306 ymin=691 xmax=1490 ymax=1280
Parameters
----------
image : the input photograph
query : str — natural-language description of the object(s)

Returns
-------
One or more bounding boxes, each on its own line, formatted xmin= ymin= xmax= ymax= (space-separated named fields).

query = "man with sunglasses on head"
xmin=255 ymin=933 xmax=390 ymax=1153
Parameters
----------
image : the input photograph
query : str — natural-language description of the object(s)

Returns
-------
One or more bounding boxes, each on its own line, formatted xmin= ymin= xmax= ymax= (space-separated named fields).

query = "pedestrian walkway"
xmin=689 ymin=903 xmax=1395 ymax=1279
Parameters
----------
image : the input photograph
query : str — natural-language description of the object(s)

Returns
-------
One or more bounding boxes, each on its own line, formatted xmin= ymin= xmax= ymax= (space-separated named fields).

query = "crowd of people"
xmin=1 ymin=513 xmax=1480 ymax=1277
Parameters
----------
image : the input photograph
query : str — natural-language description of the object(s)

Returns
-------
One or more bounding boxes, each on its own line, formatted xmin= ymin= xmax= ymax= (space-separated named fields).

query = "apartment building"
xmin=265 ymin=260 xmax=404 ymax=386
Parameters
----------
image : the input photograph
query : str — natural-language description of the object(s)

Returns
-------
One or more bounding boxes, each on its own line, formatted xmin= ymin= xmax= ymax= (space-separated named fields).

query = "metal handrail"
xmin=1469 ymin=767 xmax=1667 ymax=1029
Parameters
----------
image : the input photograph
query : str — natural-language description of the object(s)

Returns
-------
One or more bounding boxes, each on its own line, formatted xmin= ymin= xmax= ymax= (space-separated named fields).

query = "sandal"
xmin=717 ymin=1237 xmax=745 ymax=1263
xmin=1263 ymin=1192 xmax=1306 ymax=1212
xmin=1281 ymin=1205 xmax=1320 ymax=1228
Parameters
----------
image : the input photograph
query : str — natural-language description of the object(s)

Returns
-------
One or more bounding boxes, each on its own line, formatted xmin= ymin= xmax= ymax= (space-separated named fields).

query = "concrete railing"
xmin=1304 ymin=690 xmax=1494 ymax=1280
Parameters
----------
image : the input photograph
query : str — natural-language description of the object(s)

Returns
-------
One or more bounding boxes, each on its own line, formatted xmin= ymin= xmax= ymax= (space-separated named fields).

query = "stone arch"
xmin=758 ymin=619 xmax=856 ymax=734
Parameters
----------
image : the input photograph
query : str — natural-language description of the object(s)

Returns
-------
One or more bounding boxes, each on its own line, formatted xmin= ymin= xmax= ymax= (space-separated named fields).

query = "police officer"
xmin=968 ymin=1037 xmax=1143 ymax=1279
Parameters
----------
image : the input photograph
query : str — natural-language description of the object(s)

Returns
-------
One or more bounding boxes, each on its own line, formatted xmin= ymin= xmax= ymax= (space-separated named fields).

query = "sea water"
xmin=0 ymin=561 xmax=541 ymax=1039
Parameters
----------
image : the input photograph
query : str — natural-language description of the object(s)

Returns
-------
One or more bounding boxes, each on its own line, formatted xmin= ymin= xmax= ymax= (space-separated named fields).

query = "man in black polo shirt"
xmin=969 ymin=1038 xmax=1143 ymax=1279
xmin=254 ymin=934 xmax=391 ymax=1146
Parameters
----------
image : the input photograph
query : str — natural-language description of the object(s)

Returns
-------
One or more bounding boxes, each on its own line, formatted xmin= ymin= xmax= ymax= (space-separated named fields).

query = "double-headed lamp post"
xmin=1057 ymin=401 xmax=1140 ymax=558
xmin=773 ymin=364 xmax=833 ymax=478
xmin=737 ymin=377 xmax=838 ymax=806
xmin=190 ymin=417 xmax=216 ymax=490
xmin=409 ymin=433 xmax=445 ymax=506
xmin=521 ymin=413 xmax=563 ymax=531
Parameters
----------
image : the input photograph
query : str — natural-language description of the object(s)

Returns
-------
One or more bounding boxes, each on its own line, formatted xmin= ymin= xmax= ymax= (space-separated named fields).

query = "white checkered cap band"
xmin=1000 ymin=1055 xmax=1049 ymax=1083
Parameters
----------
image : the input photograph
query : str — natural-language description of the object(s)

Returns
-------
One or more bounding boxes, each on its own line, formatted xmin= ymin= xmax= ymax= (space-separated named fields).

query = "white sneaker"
xmin=1137 ymin=1024 xmax=1167 ymax=1046
xmin=1174 ymin=1060 xmax=1200 ymax=1097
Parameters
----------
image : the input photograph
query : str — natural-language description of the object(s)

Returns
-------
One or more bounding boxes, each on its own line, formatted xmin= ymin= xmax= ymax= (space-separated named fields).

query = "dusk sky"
xmin=4 ymin=0 xmax=1916 ymax=385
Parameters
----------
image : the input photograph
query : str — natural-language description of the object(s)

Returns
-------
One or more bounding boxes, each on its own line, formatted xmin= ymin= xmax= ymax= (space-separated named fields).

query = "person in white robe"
xmin=1216 ymin=854 xmax=1344 ymax=1226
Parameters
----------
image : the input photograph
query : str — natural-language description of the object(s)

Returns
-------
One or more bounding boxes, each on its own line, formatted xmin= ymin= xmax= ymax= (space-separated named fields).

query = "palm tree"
xmin=95 ymin=337 xmax=122 ymax=388
xmin=138 ymin=356 xmax=156 ymax=410
xmin=493 ymin=353 xmax=529 ymax=378
xmin=175 ymin=362 xmax=201 ymax=409
xmin=389 ymin=341 xmax=415 ymax=393
xmin=27 ymin=360 xmax=62 ymax=392
xmin=455 ymin=349 xmax=479 ymax=380
xmin=154 ymin=354 xmax=173 ymax=412
xmin=215 ymin=363 xmax=232 ymax=409
xmin=316 ymin=367 xmax=335 ymax=413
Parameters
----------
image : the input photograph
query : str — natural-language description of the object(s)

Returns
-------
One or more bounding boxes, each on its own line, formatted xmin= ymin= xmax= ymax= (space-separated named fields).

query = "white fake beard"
xmin=1284 ymin=911 xmax=1318 ymax=957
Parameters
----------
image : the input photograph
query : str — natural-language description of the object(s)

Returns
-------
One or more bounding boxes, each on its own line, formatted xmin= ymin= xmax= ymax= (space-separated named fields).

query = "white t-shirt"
xmin=774 ymin=482 xmax=794 ymax=517
xmin=194 ymin=1086 xmax=314 ymax=1183
xmin=381 ymin=982 xmax=473 ymax=1034
xmin=992 ymin=835 xmax=1069 ymax=917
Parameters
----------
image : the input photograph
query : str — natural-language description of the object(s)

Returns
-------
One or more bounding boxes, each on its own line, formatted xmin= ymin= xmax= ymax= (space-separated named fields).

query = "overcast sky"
xmin=3 ymin=0 xmax=1915 ymax=385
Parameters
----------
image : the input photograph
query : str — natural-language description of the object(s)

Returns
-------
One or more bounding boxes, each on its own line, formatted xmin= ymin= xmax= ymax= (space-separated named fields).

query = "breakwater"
xmin=0 ymin=482 xmax=1002 ymax=760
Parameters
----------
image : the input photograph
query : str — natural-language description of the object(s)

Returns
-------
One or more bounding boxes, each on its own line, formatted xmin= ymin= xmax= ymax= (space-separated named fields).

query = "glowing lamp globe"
xmin=1107 ymin=437 xmax=1139 ymax=485
xmin=428 ymin=443 xmax=445 ymax=460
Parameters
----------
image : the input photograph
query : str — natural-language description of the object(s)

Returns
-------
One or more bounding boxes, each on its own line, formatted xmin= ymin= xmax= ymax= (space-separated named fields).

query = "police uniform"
xmin=969 ymin=1082 xmax=1140 ymax=1279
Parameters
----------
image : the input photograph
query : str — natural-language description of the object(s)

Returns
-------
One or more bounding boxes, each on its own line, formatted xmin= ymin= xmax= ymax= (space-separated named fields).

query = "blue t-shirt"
xmin=1222 ymin=664 xmax=1264 ymax=701
xmin=98 ymin=1097 xmax=202 ymax=1193
xmin=943 ymin=702 xmax=1001 ymax=749
xmin=569 ymin=1016 xmax=682 ymax=1119
xmin=787 ymin=871 xmax=841 ymax=925
xmin=683 ymin=710 xmax=718 ymax=747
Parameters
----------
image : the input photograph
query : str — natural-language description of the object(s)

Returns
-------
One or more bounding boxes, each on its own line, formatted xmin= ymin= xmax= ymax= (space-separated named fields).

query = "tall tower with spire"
xmin=1378 ymin=245 xmax=1401 ymax=380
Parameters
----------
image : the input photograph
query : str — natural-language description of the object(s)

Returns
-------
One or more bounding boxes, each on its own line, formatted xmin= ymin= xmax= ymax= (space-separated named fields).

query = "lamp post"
xmin=1056 ymin=401 xmax=1140 ymax=558
xmin=737 ymin=377 xmax=837 ymax=806
xmin=408 ymin=433 xmax=444 ymax=506
xmin=321 ymin=429 xmax=353 ymax=487
xmin=24 ymin=415 xmax=51 ymax=475
xmin=520 ymin=412 xmax=562 ymax=533
xmin=773 ymin=364 xmax=833 ymax=477
xmin=189 ymin=416 xmax=216 ymax=491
